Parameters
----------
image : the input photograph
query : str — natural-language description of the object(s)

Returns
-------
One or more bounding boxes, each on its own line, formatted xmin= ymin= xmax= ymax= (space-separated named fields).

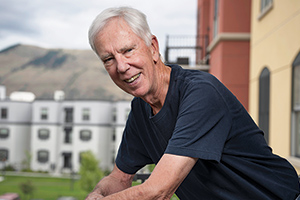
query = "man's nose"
xmin=116 ymin=57 xmax=129 ymax=73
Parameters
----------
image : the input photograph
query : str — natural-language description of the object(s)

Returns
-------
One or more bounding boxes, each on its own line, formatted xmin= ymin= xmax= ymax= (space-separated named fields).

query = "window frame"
xmin=0 ymin=149 xmax=8 ymax=161
xmin=0 ymin=128 xmax=9 ymax=139
xmin=112 ymin=107 xmax=117 ymax=122
xmin=65 ymin=107 xmax=73 ymax=123
xmin=258 ymin=0 xmax=273 ymax=20
xmin=38 ymin=129 xmax=50 ymax=140
xmin=259 ymin=67 xmax=270 ymax=144
xmin=82 ymin=108 xmax=90 ymax=121
xmin=64 ymin=127 xmax=72 ymax=144
xmin=41 ymin=107 xmax=48 ymax=120
xmin=37 ymin=150 xmax=49 ymax=163
xmin=292 ymin=52 xmax=300 ymax=158
xmin=1 ymin=108 xmax=8 ymax=119
xmin=80 ymin=130 xmax=92 ymax=141
xmin=213 ymin=0 xmax=219 ymax=39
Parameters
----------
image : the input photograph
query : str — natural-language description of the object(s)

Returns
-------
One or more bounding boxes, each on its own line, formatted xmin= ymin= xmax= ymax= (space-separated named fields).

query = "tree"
xmin=147 ymin=164 xmax=155 ymax=172
xmin=21 ymin=151 xmax=32 ymax=172
xmin=79 ymin=151 xmax=104 ymax=193
xmin=19 ymin=180 xmax=35 ymax=200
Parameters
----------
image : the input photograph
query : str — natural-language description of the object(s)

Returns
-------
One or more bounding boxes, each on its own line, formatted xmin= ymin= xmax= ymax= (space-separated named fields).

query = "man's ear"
xmin=151 ymin=35 xmax=160 ymax=63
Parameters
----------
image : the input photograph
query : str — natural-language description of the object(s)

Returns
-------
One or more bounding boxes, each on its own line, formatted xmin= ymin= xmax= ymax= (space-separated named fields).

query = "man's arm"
xmin=98 ymin=154 xmax=198 ymax=200
xmin=85 ymin=164 xmax=135 ymax=200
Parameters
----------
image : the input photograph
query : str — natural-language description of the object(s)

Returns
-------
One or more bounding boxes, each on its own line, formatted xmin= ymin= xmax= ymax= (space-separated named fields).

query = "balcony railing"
xmin=164 ymin=35 xmax=209 ymax=70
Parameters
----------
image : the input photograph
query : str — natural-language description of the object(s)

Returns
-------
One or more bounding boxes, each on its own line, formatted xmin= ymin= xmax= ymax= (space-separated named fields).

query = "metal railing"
xmin=164 ymin=35 xmax=209 ymax=66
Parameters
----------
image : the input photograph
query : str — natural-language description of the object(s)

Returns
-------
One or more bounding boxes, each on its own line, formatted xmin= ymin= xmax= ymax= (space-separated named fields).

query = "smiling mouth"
xmin=125 ymin=73 xmax=141 ymax=83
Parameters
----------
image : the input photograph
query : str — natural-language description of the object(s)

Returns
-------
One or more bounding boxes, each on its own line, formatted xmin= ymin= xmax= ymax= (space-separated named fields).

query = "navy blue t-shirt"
xmin=116 ymin=65 xmax=299 ymax=199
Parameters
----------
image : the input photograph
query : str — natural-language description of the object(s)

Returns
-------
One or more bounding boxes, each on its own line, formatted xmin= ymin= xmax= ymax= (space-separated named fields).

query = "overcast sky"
xmin=0 ymin=0 xmax=197 ymax=55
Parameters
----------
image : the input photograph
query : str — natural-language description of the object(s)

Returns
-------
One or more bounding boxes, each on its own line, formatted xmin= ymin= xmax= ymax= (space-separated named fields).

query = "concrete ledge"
xmin=207 ymin=33 xmax=251 ymax=52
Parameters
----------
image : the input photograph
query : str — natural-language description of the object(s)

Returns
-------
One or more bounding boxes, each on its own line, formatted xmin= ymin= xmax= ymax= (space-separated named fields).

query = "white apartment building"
xmin=0 ymin=86 xmax=131 ymax=173
xmin=0 ymin=100 xmax=32 ymax=171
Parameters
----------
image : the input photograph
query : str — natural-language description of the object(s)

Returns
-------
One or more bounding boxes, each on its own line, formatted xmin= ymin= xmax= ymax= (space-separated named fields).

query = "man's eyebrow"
xmin=119 ymin=44 xmax=136 ymax=53
xmin=100 ymin=44 xmax=136 ymax=60
xmin=100 ymin=53 xmax=113 ymax=61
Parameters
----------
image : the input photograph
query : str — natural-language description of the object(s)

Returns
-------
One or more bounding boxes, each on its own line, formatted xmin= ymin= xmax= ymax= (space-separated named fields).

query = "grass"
xmin=0 ymin=174 xmax=179 ymax=200
xmin=0 ymin=175 xmax=87 ymax=200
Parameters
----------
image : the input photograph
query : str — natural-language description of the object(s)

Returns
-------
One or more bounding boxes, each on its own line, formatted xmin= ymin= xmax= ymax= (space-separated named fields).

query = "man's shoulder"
xmin=130 ymin=97 xmax=149 ymax=116
xmin=170 ymin=65 xmax=217 ymax=90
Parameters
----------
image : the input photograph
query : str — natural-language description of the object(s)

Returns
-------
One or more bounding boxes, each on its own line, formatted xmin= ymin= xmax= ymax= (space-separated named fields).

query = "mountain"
xmin=0 ymin=44 xmax=133 ymax=101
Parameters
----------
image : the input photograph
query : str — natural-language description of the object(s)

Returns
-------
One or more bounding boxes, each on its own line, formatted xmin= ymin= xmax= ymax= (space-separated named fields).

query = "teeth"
xmin=125 ymin=73 xmax=140 ymax=83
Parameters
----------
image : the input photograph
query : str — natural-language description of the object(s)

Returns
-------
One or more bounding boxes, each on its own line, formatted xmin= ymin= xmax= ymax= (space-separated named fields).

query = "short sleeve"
xmin=165 ymin=82 xmax=232 ymax=162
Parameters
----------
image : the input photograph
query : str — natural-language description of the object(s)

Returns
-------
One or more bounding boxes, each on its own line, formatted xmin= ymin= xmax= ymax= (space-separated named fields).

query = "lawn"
xmin=0 ymin=174 xmax=179 ymax=200
xmin=0 ymin=175 xmax=87 ymax=200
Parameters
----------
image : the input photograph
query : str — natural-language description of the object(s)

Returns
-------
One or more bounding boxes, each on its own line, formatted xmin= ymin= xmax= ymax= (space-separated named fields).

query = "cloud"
xmin=0 ymin=0 xmax=197 ymax=52
xmin=0 ymin=0 xmax=39 ymax=37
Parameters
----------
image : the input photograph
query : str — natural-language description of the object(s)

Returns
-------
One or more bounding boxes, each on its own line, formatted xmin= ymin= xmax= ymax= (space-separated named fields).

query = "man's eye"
xmin=104 ymin=57 xmax=113 ymax=63
xmin=125 ymin=48 xmax=134 ymax=55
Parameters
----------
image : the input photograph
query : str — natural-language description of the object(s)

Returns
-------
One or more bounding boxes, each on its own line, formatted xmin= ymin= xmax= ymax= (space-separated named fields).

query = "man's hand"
xmin=85 ymin=192 xmax=104 ymax=200
xmin=84 ymin=164 xmax=134 ymax=199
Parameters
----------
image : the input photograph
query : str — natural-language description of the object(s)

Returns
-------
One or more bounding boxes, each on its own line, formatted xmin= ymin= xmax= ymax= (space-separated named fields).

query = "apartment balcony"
xmin=164 ymin=35 xmax=210 ymax=71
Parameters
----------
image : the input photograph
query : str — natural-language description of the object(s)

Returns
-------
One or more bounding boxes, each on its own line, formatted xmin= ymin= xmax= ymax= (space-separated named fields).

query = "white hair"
xmin=88 ymin=7 xmax=153 ymax=54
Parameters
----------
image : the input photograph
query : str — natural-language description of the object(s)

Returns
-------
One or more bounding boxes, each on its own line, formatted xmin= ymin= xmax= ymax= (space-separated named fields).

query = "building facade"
xmin=0 ymin=88 xmax=131 ymax=173
xmin=0 ymin=98 xmax=32 ymax=171
xmin=197 ymin=0 xmax=251 ymax=109
xmin=249 ymin=0 xmax=300 ymax=171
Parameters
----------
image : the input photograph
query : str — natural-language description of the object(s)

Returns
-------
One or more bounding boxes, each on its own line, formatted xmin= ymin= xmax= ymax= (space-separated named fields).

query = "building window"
xmin=112 ymin=107 xmax=117 ymax=122
xmin=80 ymin=130 xmax=92 ymax=141
xmin=82 ymin=108 xmax=90 ymax=121
xmin=37 ymin=150 xmax=49 ymax=163
xmin=259 ymin=67 xmax=270 ymax=144
xmin=292 ymin=52 xmax=300 ymax=158
xmin=0 ymin=149 xmax=8 ymax=161
xmin=41 ymin=108 xmax=48 ymax=120
xmin=38 ymin=129 xmax=50 ymax=140
xmin=0 ymin=128 xmax=9 ymax=139
xmin=64 ymin=127 xmax=72 ymax=144
xmin=62 ymin=152 xmax=72 ymax=168
xmin=260 ymin=0 xmax=273 ymax=13
xmin=112 ymin=129 xmax=116 ymax=142
xmin=65 ymin=107 xmax=73 ymax=123
xmin=259 ymin=0 xmax=273 ymax=20
xmin=1 ymin=108 xmax=8 ymax=119
xmin=213 ymin=0 xmax=219 ymax=38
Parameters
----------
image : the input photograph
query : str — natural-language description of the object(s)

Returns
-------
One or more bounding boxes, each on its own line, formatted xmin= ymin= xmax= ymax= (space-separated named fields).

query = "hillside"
xmin=0 ymin=44 xmax=133 ymax=101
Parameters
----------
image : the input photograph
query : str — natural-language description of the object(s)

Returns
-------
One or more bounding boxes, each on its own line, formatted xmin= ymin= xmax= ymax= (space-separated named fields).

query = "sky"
xmin=0 ymin=0 xmax=197 ymax=55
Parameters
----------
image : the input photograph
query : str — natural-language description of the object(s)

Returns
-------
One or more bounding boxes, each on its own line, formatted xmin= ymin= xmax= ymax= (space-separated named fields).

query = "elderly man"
xmin=86 ymin=7 xmax=300 ymax=200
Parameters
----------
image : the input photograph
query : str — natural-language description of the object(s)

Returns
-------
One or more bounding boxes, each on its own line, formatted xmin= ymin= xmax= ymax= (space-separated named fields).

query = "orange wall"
xmin=197 ymin=0 xmax=251 ymax=109
xmin=196 ymin=0 xmax=210 ymax=61
xmin=210 ymin=41 xmax=250 ymax=108
xmin=219 ymin=0 xmax=251 ymax=33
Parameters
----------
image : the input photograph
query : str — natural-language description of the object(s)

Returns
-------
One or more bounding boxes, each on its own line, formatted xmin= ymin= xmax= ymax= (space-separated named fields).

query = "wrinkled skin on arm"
xmin=85 ymin=164 xmax=135 ymax=200
xmin=85 ymin=154 xmax=197 ymax=200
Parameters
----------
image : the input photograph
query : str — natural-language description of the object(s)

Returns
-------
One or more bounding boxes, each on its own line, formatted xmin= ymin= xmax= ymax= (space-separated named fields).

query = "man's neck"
xmin=143 ymin=63 xmax=171 ymax=115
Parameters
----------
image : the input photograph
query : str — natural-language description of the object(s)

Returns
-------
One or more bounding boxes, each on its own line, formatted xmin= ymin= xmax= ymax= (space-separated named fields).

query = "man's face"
xmin=94 ymin=18 xmax=158 ymax=98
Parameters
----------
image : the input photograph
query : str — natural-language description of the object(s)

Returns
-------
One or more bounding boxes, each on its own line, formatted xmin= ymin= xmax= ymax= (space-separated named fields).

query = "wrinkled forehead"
xmin=97 ymin=18 xmax=138 ymax=43
xmin=101 ymin=17 xmax=131 ymax=34
xmin=94 ymin=18 xmax=146 ymax=55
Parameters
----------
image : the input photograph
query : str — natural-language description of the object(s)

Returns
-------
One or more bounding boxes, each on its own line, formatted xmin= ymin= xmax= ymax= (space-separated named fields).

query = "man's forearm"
xmin=85 ymin=175 xmax=132 ymax=199
xmin=99 ymin=182 xmax=164 ymax=200
xmin=87 ymin=177 xmax=167 ymax=200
